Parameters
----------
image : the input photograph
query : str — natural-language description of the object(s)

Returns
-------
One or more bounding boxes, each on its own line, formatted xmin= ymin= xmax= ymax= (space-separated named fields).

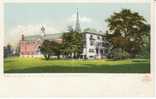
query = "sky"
xmin=4 ymin=3 xmax=150 ymax=46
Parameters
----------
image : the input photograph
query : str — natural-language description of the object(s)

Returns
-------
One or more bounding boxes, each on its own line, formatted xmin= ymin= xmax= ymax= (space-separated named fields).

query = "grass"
xmin=4 ymin=57 xmax=150 ymax=73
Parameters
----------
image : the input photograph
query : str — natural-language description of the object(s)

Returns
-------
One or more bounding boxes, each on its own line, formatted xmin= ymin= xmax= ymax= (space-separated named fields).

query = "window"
xmin=89 ymin=49 xmax=94 ymax=53
xmin=33 ymin=41 xmax=36 ymax=44
xmin=90 ymin=35 xmax=93 ymax=38
xmin=102 ymin=43 xmax=105 ymax=47
xmin=89 ymin=35 xmax=95 ymax=46
xmin=97 ymin=36 xmax=100 ymax=39
xmin=90 ymin=40 xmax=94 ymax=46
xmin=105 ymin=49 xmax=108 ymax=53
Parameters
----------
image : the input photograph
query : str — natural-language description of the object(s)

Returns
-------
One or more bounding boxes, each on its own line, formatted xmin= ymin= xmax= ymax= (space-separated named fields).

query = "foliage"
xmin=67 ymin=25 xmax=74 ymax=32
xmin=62 ymin=31 xmax=83 ymax=58
xmin=111 ymin=48 xmax=130 ymax=59
xmin=40 ymin=40 xmax=62 ymax=60
xmin=4 ymin=44 xmax=13 ymax=58
xmin=105 ymin=9 xmax=150 ymax=58
xmin=49 ymin=41 xmax=63 ymax=59
xmin=40 ymin=40 xmax=51 ymax=60
xmin=136 ymin=35 xmax=150 ymax=58
xmin=40 ymin=25 xmax=83 ymax=60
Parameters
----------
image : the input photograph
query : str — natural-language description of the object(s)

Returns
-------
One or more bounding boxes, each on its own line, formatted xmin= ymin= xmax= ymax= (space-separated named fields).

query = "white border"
xmin=4 ymin=0 xmax=151 ymax=3
xmin=0 ymin=0 xmax=154 ymax=96
xmin=0 ymin=0 xmax=4 ymax=75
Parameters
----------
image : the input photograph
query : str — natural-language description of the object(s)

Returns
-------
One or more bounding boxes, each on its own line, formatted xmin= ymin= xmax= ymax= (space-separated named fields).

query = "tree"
xmin=105 ymin=9 xmax=150 ymax=58
xmin=40 ymin=40 xmax=52 ymax=60
xmin=62 ymin=31 xmax=83 ymax=59
xmin=137 ymin=25 xmax=150 ymax=58
xmin=67 ymin=25 xmax=74 ymax=32
xmin=50 ymin=41 xmax=62 ymax=59
xmin=40 ymin=40 xmax=62 ymax=60
xmin=4 ymin=44 xmax=13 ymax=58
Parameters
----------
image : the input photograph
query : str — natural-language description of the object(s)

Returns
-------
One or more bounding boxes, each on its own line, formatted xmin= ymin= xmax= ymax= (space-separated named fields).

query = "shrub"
xmin=111 ymin=48 xmax=130 ymax=59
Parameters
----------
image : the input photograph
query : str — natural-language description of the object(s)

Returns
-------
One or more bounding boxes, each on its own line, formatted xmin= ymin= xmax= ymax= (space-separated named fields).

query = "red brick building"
xmin=19 ymin=27 xmax=63 ymax=57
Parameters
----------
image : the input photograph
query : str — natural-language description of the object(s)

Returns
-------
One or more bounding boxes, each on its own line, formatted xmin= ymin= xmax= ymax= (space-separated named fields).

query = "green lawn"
xmin=4 ymin=57 xmax=150 ymax=73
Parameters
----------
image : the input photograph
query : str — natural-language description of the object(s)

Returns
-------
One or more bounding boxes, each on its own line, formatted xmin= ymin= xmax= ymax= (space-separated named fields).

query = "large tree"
xmin=40 ymin=40 xmax=62 ymax=60
xmin=62 ymin=26 xmax=83 ymax=58
xmin=105 ymin=9 xmax=150 ymax=58
xmin=40 ymin=40 xmax=52 ymax=60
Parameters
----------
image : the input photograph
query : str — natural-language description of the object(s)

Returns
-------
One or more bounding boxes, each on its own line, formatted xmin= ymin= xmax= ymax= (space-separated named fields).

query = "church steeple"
xmin=75 ymin=8 xmax=81 ymax=32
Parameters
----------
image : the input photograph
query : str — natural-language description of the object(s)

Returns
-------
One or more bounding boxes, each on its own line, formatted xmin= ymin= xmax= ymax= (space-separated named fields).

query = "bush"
xmin=111 ymin=48 xmax=130 ymax=59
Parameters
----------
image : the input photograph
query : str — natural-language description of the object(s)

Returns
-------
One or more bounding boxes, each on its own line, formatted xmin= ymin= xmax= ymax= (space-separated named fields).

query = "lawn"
xmin=4 ymin=57 xmax=150 ymax=73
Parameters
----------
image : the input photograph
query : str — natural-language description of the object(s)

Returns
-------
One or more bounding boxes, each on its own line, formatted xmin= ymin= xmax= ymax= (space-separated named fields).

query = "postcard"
xmin=0 ymin=0 xmax=155 ymax=97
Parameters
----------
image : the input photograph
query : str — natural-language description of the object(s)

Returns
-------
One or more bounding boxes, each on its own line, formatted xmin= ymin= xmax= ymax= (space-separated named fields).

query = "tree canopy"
xmin=40 ymin=40 xmax=62 ymax=60
xmin=105 ymin=9 xmax=150 ymax=58
xmin=62 ymin=31 xmax=83 ymax=58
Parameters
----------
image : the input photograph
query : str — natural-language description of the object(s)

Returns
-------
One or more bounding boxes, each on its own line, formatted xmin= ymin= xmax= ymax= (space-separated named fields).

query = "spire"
xmin=75 ymin=8 xmax=81 ymax=32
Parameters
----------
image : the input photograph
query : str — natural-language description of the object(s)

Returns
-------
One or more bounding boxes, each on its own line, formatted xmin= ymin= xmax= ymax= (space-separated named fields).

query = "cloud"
xmin=69 ymin=13 xmax=92 ymax=23
xmin=16 ymin=24 xmax=60 ymax=36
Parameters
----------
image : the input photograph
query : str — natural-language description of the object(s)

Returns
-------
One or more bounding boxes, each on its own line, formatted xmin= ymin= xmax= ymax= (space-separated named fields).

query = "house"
xmin=82 ymin=32 xmax=106 ymax=59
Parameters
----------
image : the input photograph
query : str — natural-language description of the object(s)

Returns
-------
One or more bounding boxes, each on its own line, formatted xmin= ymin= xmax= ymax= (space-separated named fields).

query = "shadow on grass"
xmin=5 ymin=62 xmax=150 ymax=73
xmin=132 ymin=60 xmax=148 ymax=62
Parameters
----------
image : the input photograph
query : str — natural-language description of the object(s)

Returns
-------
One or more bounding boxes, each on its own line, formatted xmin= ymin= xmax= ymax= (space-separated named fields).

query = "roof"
xmin=23 ymin=32 xmax=106 ymax=42
xmin=24 ymin=33 xmax=63 ymax=41
xmin=82 ymin=32 xmax=105 ymax=36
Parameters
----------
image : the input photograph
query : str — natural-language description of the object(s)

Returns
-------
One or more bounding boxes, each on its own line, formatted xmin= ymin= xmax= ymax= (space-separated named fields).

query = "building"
xmin=19 ymin=9 xmax=106 ymax=59
xmin=82 ymin=32 xmax=106 ymax=59
xmin=19 ymin=32 xmax=63 ymax=57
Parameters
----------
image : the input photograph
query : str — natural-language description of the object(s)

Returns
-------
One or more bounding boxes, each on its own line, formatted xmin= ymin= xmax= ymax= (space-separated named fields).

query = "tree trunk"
xmin=44 ymin=54 xmax=50 ymax=60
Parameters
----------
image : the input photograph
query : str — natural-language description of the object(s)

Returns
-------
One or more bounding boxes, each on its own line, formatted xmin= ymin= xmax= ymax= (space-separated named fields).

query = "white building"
xmin=82 ymin=32 xmax=106 ymax=59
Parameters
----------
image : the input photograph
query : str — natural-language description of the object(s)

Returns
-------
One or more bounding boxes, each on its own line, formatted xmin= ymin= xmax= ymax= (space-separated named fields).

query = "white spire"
xmin=75 ymin=8 xmax=81 ymax=32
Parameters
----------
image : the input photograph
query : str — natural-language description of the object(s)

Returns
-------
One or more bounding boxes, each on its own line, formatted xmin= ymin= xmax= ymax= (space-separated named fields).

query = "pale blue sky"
xmin=5 ymin=3 xmax=150 ymax=46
